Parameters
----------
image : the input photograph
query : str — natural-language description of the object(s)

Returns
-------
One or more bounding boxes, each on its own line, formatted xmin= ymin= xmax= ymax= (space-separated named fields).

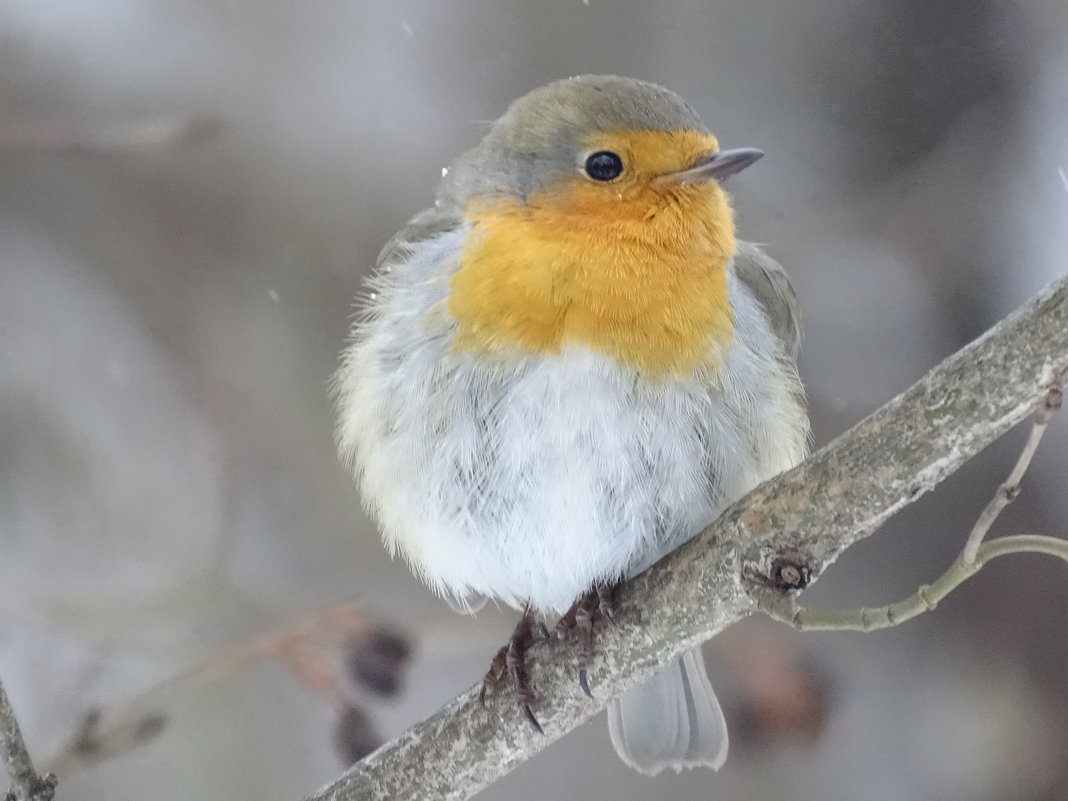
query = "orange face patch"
xmin=588 ymin=129 xmax=722 ymax=185
xmin=447 ymin=130 xmax=737 ymax=377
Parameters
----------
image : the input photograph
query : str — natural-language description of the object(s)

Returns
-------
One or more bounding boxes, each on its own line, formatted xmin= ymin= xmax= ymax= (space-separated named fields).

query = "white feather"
xmin=335 ymin=225 xmax=806 ymax=611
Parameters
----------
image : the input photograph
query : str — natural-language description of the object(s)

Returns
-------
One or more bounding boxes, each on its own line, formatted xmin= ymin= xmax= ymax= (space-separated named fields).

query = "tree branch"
xmin=42 ymin=600 xmax=407 ymax=781
xmin=0 ymin=115 xmax=221 ymax=154
xmin=962 ymin=386 xmax=1062 ymax=562
xmin=304 ymin=273 xmax=1068 ymax=801
xmin=758 ymin=385 xmax=1063 ymax=632
xmin=0 ymin=674 xmax=56 ymax=801
xmin=757 ymin=533 xmax=1068 ymax=632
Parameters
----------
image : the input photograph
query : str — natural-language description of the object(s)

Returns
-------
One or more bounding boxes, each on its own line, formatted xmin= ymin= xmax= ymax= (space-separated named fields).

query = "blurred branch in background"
xmin=0 ymin=674 xmax=56 ymax=801
xmin=0 ymin=115 xmax=221 ymax=155
xmin=304 ymin=273 xmax=1068 ymax=801
xmin=42 ymin=601 xmax=411 ymax=781
xmin=759 ymin=386 xmax=1064 ymax=630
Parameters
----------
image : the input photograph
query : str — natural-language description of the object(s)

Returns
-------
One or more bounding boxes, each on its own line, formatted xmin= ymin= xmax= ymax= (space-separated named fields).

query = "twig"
xmin=962 ymin=386 xmax=1063 ymax=563
xmin=44 ymin=600 xmax=372 ymax=779
xmin=301 ymin=273 xmax=1068 ymax=801
xmin=0 ymin=115 xmax=221 ymax=154
xmin=757 ymin=534 xmax=1068 ymax=631
xmin=760 ymin=385 xmax=1064 ymax=631
xmin=0 ymin=674 xmax=56 ymax=801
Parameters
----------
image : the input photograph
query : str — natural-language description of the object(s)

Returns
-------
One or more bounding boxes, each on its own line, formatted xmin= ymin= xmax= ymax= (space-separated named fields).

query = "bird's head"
xmin=440 ymin=75 xmax=762 ymax=376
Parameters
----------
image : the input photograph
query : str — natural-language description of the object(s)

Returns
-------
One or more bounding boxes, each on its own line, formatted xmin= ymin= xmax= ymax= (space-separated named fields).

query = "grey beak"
xmin=667 ymin=147 xmax=764 ymax=183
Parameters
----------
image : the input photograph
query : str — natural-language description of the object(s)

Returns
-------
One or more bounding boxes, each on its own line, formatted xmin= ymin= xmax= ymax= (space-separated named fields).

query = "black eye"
xmin=584 ymin=151 xmax=624 ymax=181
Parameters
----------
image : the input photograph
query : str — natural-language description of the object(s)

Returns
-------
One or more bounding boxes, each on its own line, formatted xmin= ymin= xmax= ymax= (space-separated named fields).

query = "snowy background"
xmin=2 ymin=1 xmax=1067 ymax=799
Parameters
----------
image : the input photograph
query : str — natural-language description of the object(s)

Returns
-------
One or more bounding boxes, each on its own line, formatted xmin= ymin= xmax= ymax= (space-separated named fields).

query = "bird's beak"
xmin=663 ymin=147 xmax=764 ymax=184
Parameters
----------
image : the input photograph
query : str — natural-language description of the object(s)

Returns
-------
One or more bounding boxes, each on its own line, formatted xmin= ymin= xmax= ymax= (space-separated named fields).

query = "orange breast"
xmin=447 ymin=170 xmax=737 ymax=377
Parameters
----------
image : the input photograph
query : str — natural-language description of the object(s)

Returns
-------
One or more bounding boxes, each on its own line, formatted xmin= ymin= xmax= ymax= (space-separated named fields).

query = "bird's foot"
xmin=555 ymin=582 xmax=618 ymax=698
xmin=479 ymin=606 xmax=550 ymax=733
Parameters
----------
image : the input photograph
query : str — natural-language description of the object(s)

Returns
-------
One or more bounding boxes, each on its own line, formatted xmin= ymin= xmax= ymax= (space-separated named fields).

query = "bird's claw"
xmin=482 ymin=584 xmax=616 ymax=728
xmin=557 ymin=582 xmax=619 ymax=699
xmin=480 ymin=607 xmax=546 ymax=732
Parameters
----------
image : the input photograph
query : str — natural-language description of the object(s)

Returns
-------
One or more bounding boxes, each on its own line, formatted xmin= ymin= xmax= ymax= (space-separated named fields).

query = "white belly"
xmin=335 ymin=230 xmax=807 ymax=612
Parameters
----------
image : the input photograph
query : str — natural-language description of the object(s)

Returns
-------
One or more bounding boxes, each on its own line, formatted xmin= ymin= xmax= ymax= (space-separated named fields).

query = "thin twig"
xmin=44 ymin=600 xmax=370 ymax=779
xmin=962 ymin=386 xmax=1063 ymax=563
xmin=0 ymin=674 xmax=56 ymax=801
xmin=758 ymin=344 xmax=1064 ymax=635
xmin=761 ymin=379 xmax=1063 ymax=631
xmin=0 ymin=115 xmax=221 ymax=154
xmin=757 ymin=534 xmax=1068 ymax=631
xmin=301 ymin=274 xmax=1068 ymax=801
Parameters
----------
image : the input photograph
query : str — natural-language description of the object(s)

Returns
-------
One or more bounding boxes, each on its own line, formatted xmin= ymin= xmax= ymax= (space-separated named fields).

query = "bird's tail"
xmin=607 ymin=647 xmax=728 ymax=775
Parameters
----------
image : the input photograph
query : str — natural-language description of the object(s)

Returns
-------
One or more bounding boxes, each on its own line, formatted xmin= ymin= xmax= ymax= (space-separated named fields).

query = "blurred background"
xmin=2 ymin=1 xmax=1067 ymax=799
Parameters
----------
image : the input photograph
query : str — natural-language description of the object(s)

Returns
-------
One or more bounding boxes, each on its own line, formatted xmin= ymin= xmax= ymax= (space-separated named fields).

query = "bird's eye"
xmin=584 ymin=151 xmax=624 ymax=181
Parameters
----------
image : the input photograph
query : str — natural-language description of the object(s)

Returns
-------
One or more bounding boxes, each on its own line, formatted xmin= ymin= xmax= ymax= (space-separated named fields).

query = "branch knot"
xmin=768 ymin=553 xmax=813 ymax=592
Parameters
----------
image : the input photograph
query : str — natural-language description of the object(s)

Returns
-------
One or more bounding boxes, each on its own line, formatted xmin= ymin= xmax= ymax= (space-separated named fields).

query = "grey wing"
xmin=375 ymin=206 xmax=462 ymax=271
xmin=732 ymin=241 xmax=802 ymax=359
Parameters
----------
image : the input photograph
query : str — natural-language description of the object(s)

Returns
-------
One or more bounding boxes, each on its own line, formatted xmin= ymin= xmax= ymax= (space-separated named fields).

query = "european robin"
xmin=334 ymin=75 xmax=809 ymax=775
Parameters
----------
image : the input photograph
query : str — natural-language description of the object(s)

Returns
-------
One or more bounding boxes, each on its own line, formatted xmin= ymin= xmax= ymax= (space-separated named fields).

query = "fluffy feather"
xmin=335 ymin=224 xmax=806 ymax=611
xmin=333 ymin=74 xmax=810 ymax=775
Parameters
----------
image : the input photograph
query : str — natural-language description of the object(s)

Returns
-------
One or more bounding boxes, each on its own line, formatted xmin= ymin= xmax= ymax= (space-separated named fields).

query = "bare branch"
xmin=758 ymin=534 xmax=1068 ymax=631
xmin=301 ymin=272 xmax=1068 ymax=801
xmin=44 ymin=600 xmax=390 ymax=780
xmin=759 ymin=386 xmax=1064 ymax=631
xmin=962 ymin=386 xmax=1063 ymax=562
xmin=0 ymin=115 xmax=221 ymax=154
xmin=0 ymin=674 xmax=56 ymax=801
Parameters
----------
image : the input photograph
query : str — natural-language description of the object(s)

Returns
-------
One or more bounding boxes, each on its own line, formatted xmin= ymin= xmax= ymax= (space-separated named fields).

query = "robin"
xmin=334 ymin=74 xmax=809 ymax=775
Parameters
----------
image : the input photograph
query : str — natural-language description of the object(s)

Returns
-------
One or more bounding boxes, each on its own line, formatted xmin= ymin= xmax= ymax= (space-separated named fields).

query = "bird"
xmin=333 ymin=74 xmax=809 ymax=775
